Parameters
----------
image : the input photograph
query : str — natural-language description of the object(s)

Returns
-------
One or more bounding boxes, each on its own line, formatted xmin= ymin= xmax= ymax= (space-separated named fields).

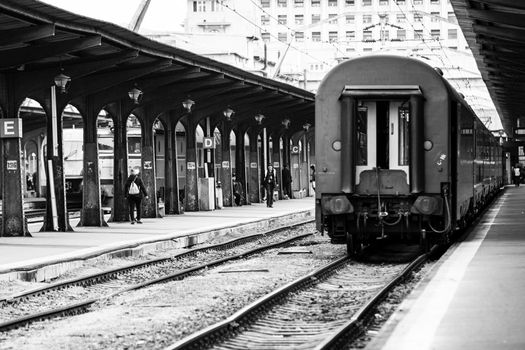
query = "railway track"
xmin=165 ymin=246 xmax=437 ymax=350
xmin=0 ymin=220 xmax=314 ymax=332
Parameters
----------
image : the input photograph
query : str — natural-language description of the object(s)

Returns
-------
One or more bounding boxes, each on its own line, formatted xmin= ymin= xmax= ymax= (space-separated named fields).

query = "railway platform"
xmin=368 ymin=186 xmax=525 ymax=350
xmin=0 ymin=197 xmax=314 ymax=282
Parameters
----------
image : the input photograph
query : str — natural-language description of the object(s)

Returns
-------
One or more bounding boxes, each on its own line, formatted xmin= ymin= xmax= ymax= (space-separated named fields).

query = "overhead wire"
xmin=218 ymin=0 xmax=331 ymax=65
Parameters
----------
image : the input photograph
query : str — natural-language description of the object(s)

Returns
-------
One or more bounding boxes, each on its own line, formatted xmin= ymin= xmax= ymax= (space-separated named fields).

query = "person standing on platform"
xmin=310 ymin=164 xmax=316 ymax=191
xmin=264 ymin=164 xmax=277 ymax=208
xmin=125 ymin=167 xmax=148 ymax=224
xmin=282 ymin=164 xmax=292 ymax=199
xmin=232 ymin=174 xmax=243 ymax=206
xmin=514 ymin=164 xmax=521 ymax=187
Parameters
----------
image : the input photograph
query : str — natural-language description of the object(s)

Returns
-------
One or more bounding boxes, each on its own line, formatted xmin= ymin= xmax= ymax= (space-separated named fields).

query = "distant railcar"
xmin=315 ymin=55 xmax=503 ymax=256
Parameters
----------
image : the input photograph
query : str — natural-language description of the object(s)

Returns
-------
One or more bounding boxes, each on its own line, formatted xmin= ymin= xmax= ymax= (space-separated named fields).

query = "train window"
xmin=356 ymin=105 xmax=367 ymax=165
xmin=398 ymin=107 xmax=410 ymax=166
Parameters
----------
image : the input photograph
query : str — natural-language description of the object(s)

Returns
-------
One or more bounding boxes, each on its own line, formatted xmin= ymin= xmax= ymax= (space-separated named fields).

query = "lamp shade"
xmin=303 ymin=122 xmax=311 ymax=131
xmin=223 ymin=107 xmax=234 ymax=120
xmin=182 ymin=98 xmax=195 ymax=112
xmin=54 ymin=72 xmax=71 ymax=93
xmin=282 ymin=118 xmax=291 ymax=128
xmin=128 ymin=86 xmax=143 ymax=104
xmin=254 ymin=113 xmax=265 ymax=125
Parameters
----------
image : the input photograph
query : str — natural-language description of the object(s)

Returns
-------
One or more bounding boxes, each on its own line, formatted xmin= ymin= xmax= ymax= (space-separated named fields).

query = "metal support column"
xmin=185 ymin=118 xmax=199 ymax=211
xmin=220 ymin=121 xmax=233 ymax=207
xmin=248 ymin=128 xmax=261 ymax=203
xmin=108 ymin=101 xmax=129 ymax=222
xmin=78 ymin=97 xmax=107 ymax=226
xmin=41 ymin=86 xmax=72 ymax=232
xmin=140 ymin=114 xmax=157 ymax=218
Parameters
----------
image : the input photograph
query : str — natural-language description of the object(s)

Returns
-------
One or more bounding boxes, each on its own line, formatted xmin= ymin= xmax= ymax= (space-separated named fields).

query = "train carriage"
xmin=315 ymin=55 xmax=503 ymax=256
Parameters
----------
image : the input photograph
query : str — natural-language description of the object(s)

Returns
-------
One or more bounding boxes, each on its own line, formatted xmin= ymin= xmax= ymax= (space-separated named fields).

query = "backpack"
xmin=129 ymin=177 xmax=140 ymax=195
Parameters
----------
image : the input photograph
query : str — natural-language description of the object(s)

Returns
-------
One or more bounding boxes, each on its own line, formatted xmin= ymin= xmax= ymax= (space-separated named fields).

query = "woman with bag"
xmin=125 ymin=167 xmax=148 ymax=224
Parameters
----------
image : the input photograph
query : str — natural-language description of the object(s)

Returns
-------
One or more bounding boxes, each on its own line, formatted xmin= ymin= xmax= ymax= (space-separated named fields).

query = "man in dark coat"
xmin=263 ymin=164 xmax=277 ymax=208
xmin=281 ymin=164 xmax=292 ymax=199
xmin=232 ymin=174 xmax=243 ymax=206
xmin=125 ymin=167 xmax=148 ymax=224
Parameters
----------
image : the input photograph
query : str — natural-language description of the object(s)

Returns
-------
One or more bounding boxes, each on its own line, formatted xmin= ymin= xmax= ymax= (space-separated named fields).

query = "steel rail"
xmin=314 ymin=244 xmax=439 ymax=350
xmin=165 ymin=256 xmax=349 ymax=350
xmin=165 ymin=247 xmax=436 ymax=350
xmin=0 ymin=222 xmax=313 ymax=332
xmin=1 ymin=219 xmax=313 ymax=304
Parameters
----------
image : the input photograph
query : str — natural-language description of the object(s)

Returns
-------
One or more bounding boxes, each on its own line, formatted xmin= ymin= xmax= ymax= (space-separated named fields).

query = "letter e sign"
xmin=0 ymin=119 xmax=22 ymax=138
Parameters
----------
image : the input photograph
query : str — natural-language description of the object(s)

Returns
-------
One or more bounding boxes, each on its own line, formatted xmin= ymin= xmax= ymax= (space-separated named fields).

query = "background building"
xmin=146 ymin=0 xmax=501 ymax=130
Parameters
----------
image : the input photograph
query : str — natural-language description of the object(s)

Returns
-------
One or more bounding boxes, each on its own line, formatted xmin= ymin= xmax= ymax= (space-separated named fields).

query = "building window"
xmin=193 ymin=1 xmax=207 ymax=12
xmin=346 ymin=30 xmax=355 ymax=40
xmin=261 ymin=32 xmax=270 ymax=41
xmin=363 ymin=30 xmax=373 ymax=41
xmin=398 ymin=107 xmax=410 ymax=166
xmin=397 ymin=13 xmax=406 ymax=22
xmin=295 ymin=14 xmax=304 ymax=24
xmin=278 ymin=32 xmax=288 ymax=42
xmin=345 ymin=0 xmax=355 ymax=5
xmin=431 ymin=12 xmax=440 ymax=22
xmin=295 ymin=32 xmax=305 ymax=41
xmin=396 ymin=0 xmax=405 ymax=4
xmin=363 ymin=47 xmax=373 ymax=51
xmin=448 ymin=28 xmax=457 ymax=39
xmin=312 ymin=31 xmax=321 ymax=41
xmin=278 ymin=15 xmax=287 ymax=25
xmin=397 ymin=29 xmax=406 ymax=40
xmin=413 ymin=0 xmax=423 ymax=3
xmin=356 ymin=106 xmax=367 ymax=165
xmin=414 ymin=13 xmax=423 ymax=22
xmin=363 ymin=0 xmax=371 ymax=6
xmin=294 ymin=0 xmax=304 ymax=6
xmin=328 ymin=0 xmax=338 ymax=6
xmin=380 ymin=29 xmax=389 ymax=41
xmin=261 ymin=15 xmax=270 ymax=25
xmin=431 ymin=29 xmax=440 ymax=39
xmin=346 ymin=15 xmax=355 ymax=24
xmin=363 ymin=14 xmax=372 ymax=23
xmin=312 ymin=14 xmax=321 ymax=23
xmin=379 ymin=0 xmax=389 ymax=5
xmin=261 ymin=0 xmax=270 ymax=8
xmin=278 ymin=0 xmax=288 ymax=7
xmin=329 ymin=31 xmax=338 ymax=42
xmin=312 ymin=0 xmax=320 ymax=6
xmin=328 ymin=14 xmax=338 ymax=23
xmin=414 ymin=30 xmax=423 ymax=39
xmin=448 ymin=12 xmax=457 ymax=23
xmin=430 ymin=0 xmax=440 ymax=4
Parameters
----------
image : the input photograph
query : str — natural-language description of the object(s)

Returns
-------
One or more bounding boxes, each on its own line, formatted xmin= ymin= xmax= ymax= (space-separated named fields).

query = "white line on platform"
xmin=379 ymin=196 xmax=505 ymax=350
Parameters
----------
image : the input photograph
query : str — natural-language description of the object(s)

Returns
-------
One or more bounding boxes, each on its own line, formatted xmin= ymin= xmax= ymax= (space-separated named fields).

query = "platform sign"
xmin=293 ymin=163 xmax=299 ymax=169
xmin=273 ymin=162 xmax=280 ymax=168
xmin=203 ymin=137 xmax=216 ymax=149
xmin=222 ymin=161 xmax=230 ymax=169
xmin=250 ymin=162 xmax=258 ymax=168
xmin=143 ymin=161 xmax=152 ymax=169
xmin=0 ymin=118 xmax=22 ymax=138
xmin=6 ymin=160 xmax=17 ymax=170
xmin=291 ymin=145 xmax=299 ymax=154
xmin=187 ymin=162 xmax=196 ymax=170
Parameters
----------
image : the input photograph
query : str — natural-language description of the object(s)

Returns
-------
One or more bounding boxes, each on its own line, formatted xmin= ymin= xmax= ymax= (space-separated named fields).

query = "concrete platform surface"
xmin=0 ymin=198 xmax=314 ymax=281
xmin=369 ymin=187 xmax=525 ymax=350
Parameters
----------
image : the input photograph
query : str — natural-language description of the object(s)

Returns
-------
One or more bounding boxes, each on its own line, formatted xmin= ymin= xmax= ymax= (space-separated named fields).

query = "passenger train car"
xmin=315 ymin=55 xmax=503 ymax=256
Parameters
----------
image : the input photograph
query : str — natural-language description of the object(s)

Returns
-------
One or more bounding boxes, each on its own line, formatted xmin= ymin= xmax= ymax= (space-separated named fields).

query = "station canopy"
xmin=0 ymin=0 xmax=314 ymax=129
xmin=451 ymin=0 xmax=525 ymax=134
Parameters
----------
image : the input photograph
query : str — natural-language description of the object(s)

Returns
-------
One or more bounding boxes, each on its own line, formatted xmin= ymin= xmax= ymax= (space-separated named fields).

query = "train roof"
xmin=318 ymin=55 xmax=493 ymax=135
